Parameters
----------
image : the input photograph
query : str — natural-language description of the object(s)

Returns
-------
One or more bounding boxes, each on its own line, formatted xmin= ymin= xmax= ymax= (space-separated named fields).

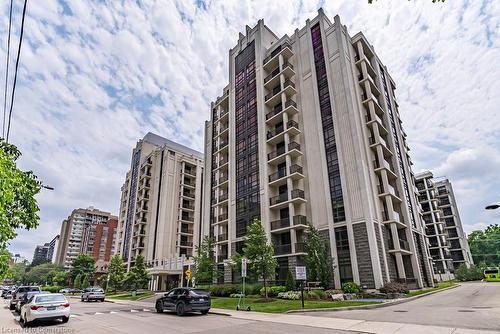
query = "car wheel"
xmin=155 ymin=301 xmax=163 ymax=313
xmin=9 ymin=304 xmax=15 ymax=311
xmin=81 ymin=297 xmax=84 ymax=302
xmin=100 ymin=299 xmax=105 ymax=302
xmin=200 ymin=310 xmax=209 ymax=315
xmin=176 ymin=302 xmax=185 ymax=316
xmin=62 ymin=316 xmax=69 ymax=323
xmin=21 ymin=315 xmax=30 ymax=328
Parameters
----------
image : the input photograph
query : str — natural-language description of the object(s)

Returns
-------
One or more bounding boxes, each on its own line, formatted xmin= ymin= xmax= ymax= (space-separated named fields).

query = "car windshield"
xmin=93 ymin=289 xmax=104 ymax=292
xmin=35 ymin=295 xmax=66 ymax=303
xmin=189 ymin=289 xmax=208 ymax=296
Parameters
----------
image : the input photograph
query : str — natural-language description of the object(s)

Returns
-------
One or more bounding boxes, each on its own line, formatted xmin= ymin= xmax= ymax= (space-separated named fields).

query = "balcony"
xmin=217 ymin=234 xmax=228 ymax=242
xmin=263 ymin=42 xmax=293 ymax=70
xmin=268 ymin=141 xmax=302 ymax=165
xmin=133 ymin=230 xmax=146 ymax=237
xmin=295 ymin=242 xmax=306 ymax=254
xmin=269 ymin=168 xmax=287 ymax=183
xmin=218 ymin=140 xmax=228 ymax=152
xmin=265 ymin=80 xmax=296 ymax=107
xmin=358 ymin=72 xmax=381 ymax=96
xmin=180 ymin=240 xmax=193 ymax=247
xmin=182 ymin=203 xmax=195 ymax=210
xmin=180 ymin=227 xmax=194 ymax=234
xmin=268 ymin=164 xmax=303 ymax=186
xmin=365 ymin=113 xmax=388 ymax=135
xmin=269 ymin=193 xmax=288 ymax=207
xmin=269 ymin=189 xmax=306 ymax=209
xmin=264 ymin=61 xmax=295 ymax=90
xmin=273 ymin=244 xmax=292 ymax=256
xmin=218 ymin=213 xmax=228 ymax=222
xmin=373 ymin=158 xmax=397 ymax=180
xmin=361 ymin=91 xmax=384 ymax=116
xmin=216 ymin=156 xmax=229 ymax=171
xmin=184 ymin=169 xmax=196 ymax=177
xmin=266 ymin=99 xmax=298 ymax=125
xmin=354 ymin=53 xmax=376 ymax=79
xmin=378 ymin=184 xmax=401 ymax=202
xmin=267 ymin=120 xmax=300 ymax=144
xmin=182 ymin=191 xmax=195 ymax=199
xmin=369 ymin=135 xmax=392 ymax=157
xmin=217 ymin=254 xmax=228 ymax=263
xmin=293 ymin=215 xmax=308 ymax=227
xmin=381 ymin=210 xmax=406 ymax=229
xmin=181 ymin=215 xmax=194 ymax=222
xmin=388 ymin=238 xmax=412 ymax=254
xmin=215 ymin=89 xmax=229 ymax=106
xmin=218 ymin=193 xmax=228 ymax=203
xmin=270 ymin=217 xmax=290 ymax=231
xmin=218 ymin=174 xmax=229 ymax=185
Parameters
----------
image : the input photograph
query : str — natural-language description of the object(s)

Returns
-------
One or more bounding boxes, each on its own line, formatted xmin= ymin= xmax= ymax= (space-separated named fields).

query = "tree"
xmin=193 ymin=236 xmax=218 ymax=284
xmin=9 ymin=262 xmax=28 ymax=284
xmin=51 ymin=270 xmax=68 ymax=286
xmin=122 ymin=255 xmax=150 ymax=291
xmin=70 ymin=254 xmax=96 ymax=280
xmin=24 ymin=263 xmax=62 ymax=285
xmin=82 ymin=275 xmax=90 ymax=288
xmin=240 ymin=219 xmax=277 ymax=299
xmin=108 ymin=254 xmax=126 ymax=292
xmin=0 ymin=140 xmax=41 ymax=272
xmin=0 ymin=249 xmax=11 ymax=279
xmin=468 ymin=225 xmax=500 ymax=265
xmin=30 ymin=256 xmax=50 ymax=267
xmin=73 ymin=274 xmax=82 ymax=289
xmin=304 ymin=224 xmax=333 ymax=288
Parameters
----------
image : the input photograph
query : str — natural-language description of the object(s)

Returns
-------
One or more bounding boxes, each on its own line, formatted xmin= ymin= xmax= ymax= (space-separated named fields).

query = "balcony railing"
xmin=180 ymin=241 xmax=193 ymax=247
xmin=270 ymin=217 xmax=290 ymax=230
xmin=291 ymin=189 xmax=305 ymax=200
xmin=287 ymin=120 xmax=299 ymax=131
xmin=283 ymin=79 xmax=295 ymax=90
xmin=264 ymin=66 xmax=281 ymax=84
xmin=182 ymin=203 xmax=195 ymax=210
xmin=289 ymin=164 xmax=303 ymax=175
xmin=263 ymin=42 xmax=292 ymax=65
xmin=265 ymin=85 xmax=282 ymax=101
xmin=390 ymin=239 xmax=410 ymax=251
xmin=295 ymin=242 xmax=305 ymax=253
xmin=181 ymin=227 xmax=194 ymax=234
xmin=288 ymin=141 xmax=301 ymax=151
xmin=267 ymin=126 xmax=284 ymax=139
xmin=269 ymin=168 xmax=287 ymax=182
xmin=270 ymin=193 xmax=288 ymax=206
xmin=268 ymin=146 xmax=286 ymax=160
xmin=274 ymin=244 xmax=292 ymax=255
xmin=293 ymin=215 xmax=307 ymax=226
xmin=218 ymin=213 xmax=228 ymax=222
xmin=219 ymin=193 xmax=228 ymax=202
xmin=265 ymin=100 xmax=297 ymax=121
xmin=219 ymin=141 xmax=228 ymax=150
xmin=218 ymin=175 xmax=228 ymax=184
xmin=217 ymin=234 xmax=228 ymax=242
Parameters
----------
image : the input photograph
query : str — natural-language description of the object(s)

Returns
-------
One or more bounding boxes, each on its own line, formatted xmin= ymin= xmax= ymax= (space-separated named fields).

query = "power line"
xmin=2 ymin=0 xmax=13 ymax=138
xmin=6 ymin=0 xmax=28 ymax=143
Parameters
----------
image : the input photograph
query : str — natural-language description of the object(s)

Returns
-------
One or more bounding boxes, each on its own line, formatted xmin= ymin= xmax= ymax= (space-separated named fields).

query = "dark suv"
xmin=155 ymin=288 xmax=210 ymax=316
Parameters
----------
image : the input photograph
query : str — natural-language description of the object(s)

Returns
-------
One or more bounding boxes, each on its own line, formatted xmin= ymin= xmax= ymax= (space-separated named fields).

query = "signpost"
xmin=185 ymin=268 xmax=191 ymax=287
xmin=238 ymin=258 xmax=250 ymax=311
xmin=295 ymin=266 xmax=307 ymax=309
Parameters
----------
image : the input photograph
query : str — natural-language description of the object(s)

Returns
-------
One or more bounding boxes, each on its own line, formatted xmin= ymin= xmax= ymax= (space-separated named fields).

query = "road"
xmin=0 ymin=298 xmax=355 ymax=334
xmin=298 ymin=282 xmax=500 ymax=331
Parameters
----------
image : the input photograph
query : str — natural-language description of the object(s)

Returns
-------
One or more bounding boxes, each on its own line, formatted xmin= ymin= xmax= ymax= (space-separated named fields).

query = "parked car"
xmin=60 ymin=288 xmax=82 ymax=294
xmin=10 ymin=286 xmax=41 ymax=311
xmin=16 ymin=291 xmax=42 ymax=313
xmin=155 ymin=288 xmax=210 ymax=316
xmin=2 ymin=286 xmax=14 ymax=298
xmin=81 ymin=287 xmax=105 ymax=302
xmin=19 ymin=293 xmax=70 ymax=327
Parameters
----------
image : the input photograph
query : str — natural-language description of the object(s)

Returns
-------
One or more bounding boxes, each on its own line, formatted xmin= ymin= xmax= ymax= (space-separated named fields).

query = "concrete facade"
xmin=55 ymin=207 xmax=116 ymax=270
xmin=202 ymin=10 xmax=434 ymax=289
xmin=115 ymin=132 xmax=203 ymax=291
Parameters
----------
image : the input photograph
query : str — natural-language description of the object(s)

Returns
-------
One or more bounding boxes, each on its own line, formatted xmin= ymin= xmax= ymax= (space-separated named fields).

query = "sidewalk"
xmin=0 ymin=300 xmax=19 ymax=331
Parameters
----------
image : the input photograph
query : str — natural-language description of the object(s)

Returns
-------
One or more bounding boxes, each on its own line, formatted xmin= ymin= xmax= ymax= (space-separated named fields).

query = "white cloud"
xmin=0 ymin=0 xmax=498 ymax=259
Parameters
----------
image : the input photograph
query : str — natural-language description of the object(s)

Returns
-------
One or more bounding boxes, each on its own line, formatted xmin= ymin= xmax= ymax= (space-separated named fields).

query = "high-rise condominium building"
xmin=55 ymin=207 xmax=116 ymax=270
xmin=93 ymin=218 xmax=118 ymax=277
xmin=435 ymin=178 xmax=473 ymax=269
xmin=115 ymin=133 xmax=203 ymax=291
xmin=32 ymin=235 xmax=60 ymax=264
xmin=415 ymin=171 xmax=454 ymax=280
xmin=202 ymin=9 xmax=435 ymax=289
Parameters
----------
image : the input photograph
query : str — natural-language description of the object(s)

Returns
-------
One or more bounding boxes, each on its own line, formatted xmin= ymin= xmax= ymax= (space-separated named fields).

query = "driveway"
xmin=299 ymin=282 xmax=500 ymax=331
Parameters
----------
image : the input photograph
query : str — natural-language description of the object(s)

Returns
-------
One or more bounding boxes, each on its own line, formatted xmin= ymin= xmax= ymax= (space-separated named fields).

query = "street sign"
xmin=241 ymin=258 xmax=247 ymax=278
xmin=295 ymin=266 xmax=307 ymax=281
xmin=185 ymin=268 xmax=191 ymax=279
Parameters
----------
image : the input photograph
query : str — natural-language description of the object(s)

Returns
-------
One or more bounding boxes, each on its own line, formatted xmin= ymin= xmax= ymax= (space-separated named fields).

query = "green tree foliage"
xmin=108 ymin=254 xmax=126 ymax=292
xmin=237 ymin=219 xmax=277 ymax=299
xmin=122 ymin=255 xmax=150 ymax=291
xmin=304 ymin=224 xmax=333 ymax=288
xmin=9 ymin=262 xmax=28 ymax=284
xmin=0 ymin=140 xmax=41 ymax=272
xmin=82 ymin=275 xmax=90 ymax=288
xmin=0 ymin=249 xmax=11 ymax=279
xmin=24 ymin=263 xmax=63 ymax=285
xmin=51 ymin=270 xmax=68 ymax=286
xmin=73 ymin=274 xmax=82 ymax=289
xmin=454 ymin=263 xmax=486 ymax=281
xmin=193 ymin=236 xmax=218 ymax=284
xmin=286 ymin=269 xmax=296 ymax=291
xmin=70 ymin=254 xmax=96 ymax=280
xmin=468 ymin=224 xmax=500 ymax=265
xmin=30 ymin=256 xmax=50 ymax=267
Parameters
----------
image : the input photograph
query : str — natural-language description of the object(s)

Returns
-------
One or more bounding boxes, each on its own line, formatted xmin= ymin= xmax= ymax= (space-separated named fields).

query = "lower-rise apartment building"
xmin=115 ymin=133 xmax=204 ymax=291
xmin=55 ymin=207 xmax=116 ymax=270
xmin=435 ymin=178 xmax=473 ymax=269
xmin=202 ymin=9 xmax=435 ymax=289
xmin=415 ymin=171 xmax=454 ymax=280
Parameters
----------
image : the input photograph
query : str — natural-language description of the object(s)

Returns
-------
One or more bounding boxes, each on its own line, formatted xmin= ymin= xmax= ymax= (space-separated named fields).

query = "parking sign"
xmin=295 ymin=266 xmax=307 ymax=281
xmin=242 ymin=258 xmax=247 ymax=278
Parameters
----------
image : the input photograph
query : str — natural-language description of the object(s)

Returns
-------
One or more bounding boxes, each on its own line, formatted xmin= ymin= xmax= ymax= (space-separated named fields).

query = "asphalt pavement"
xmin=297 ymin=282 xmax=500 ymax=332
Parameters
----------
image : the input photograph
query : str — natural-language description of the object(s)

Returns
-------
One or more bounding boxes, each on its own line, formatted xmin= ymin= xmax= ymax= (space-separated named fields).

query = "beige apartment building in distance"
xmin=55 ymin=207 xmax=116 ymax=270
xmin=115 ymin=133 xmax=204 ymax=291
xmin=202 ymin=9 xmax=435 ymax=289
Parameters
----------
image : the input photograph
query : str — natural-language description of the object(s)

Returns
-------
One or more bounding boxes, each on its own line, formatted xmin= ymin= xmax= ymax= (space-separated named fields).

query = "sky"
xmin=0 ymin=0 xmax=498 ymax=261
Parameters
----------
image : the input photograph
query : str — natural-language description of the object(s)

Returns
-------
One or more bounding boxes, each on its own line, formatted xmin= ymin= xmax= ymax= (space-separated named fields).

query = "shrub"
xmin=244 ymin=283 xmax=263 ymax=295
xmin=310 ymin=288 xmax=327 ymax=299
xmin=229 ymin=293 xmax=244 ymax=298
xmin=341 ymin=282 xmax=361 ymax=293
xmin=278 ymin=291 xmax=301 ymax=300
xmin=260 ymin=285 xmax=287 ymax=297
xmin=324 ymin=289 xmax=342 ymax=297
xmin=307 ymin=291 xmax=321 ymax=300
xmin=209 ymin=284 xmax=240 ymax=297
xmin=41 ymin=285 xmax=64 ymax=293
xmin=455 ymin=264 xmax=484 ymax=282
xmin=379 ymin=282 xmax=409 ymax=294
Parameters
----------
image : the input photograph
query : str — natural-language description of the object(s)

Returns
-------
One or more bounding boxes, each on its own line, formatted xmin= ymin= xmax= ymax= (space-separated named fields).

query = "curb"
xmin=285 ymin=284 xmax=460 ymax=313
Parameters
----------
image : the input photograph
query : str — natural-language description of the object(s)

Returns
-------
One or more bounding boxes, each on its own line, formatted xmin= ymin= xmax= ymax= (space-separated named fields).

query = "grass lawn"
xmin=107 ymin=290 xmax=156 ymax=301
xmin=211 ymin=297 xmax=381 ymax=313
xmin=406 ymin=280 xmax=457 ymax=297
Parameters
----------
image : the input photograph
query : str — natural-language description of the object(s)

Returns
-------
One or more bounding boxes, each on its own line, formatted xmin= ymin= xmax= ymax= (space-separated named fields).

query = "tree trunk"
xmin=264 ymin=276 xmax=268 ymax=299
